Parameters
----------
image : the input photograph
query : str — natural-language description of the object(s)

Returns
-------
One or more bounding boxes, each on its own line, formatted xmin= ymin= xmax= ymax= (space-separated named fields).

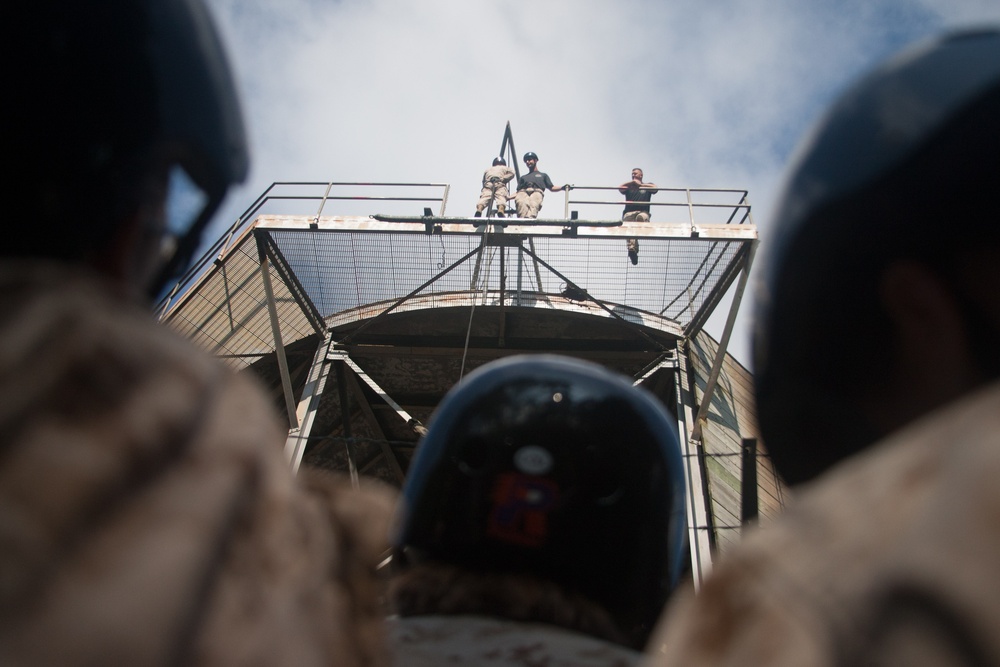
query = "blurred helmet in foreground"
xmin=754 ymin=28 xmax=1000 ymax=485
xmin=393 ymin=355 xmax=687 ymax=647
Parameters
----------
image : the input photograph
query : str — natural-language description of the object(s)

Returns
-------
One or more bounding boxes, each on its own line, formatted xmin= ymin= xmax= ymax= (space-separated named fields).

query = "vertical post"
xmin=439 ymin=183 xmax=450 ymax=217
xmin=335 ymin=360 xmax=360 ymax=489
xmin=686 ymin=187 xmax=695 ymax=236
xmin=675 ymin=342 xmax=714 ymax=589
xmin=741 ymin=438 xmax=759 ymax=529
xmin=516 ymin=243 xmax=524 ymax=306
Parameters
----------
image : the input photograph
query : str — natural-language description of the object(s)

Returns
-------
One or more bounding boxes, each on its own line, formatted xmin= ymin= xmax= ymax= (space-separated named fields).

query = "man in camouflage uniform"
xmin=0 ymin=2 xmax=394 ymax=665
xmin=645 ymin=29 xmax=1000 ymax=667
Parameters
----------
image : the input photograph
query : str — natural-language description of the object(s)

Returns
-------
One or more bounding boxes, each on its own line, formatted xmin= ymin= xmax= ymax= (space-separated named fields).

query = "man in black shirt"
xmin=620 ymin=168 xmax=658 ymax=265
xmin=514 ymin=152 xmax=570 ymax=218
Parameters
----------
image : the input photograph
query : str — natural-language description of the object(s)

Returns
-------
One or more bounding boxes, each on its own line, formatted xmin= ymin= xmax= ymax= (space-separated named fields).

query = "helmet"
xmin=492 ymin=157 xmax=506 ymax=166
xmin=9 ymin=0 xmax=248 ymax=296
xmin=523 ymin=151 xmax=539 ymax=162
xmin=393 ymin=354 xmax=686 ymax=647
xmin=754 ymin=28 xmax=1000 ymax=485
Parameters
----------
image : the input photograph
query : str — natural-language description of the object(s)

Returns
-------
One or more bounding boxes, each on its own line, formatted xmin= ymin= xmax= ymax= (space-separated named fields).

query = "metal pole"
xmin=439 ymin=184 xmax=450 ymax=216
xmin=690 ymin=239 xmax=758 ymax=441
xmin=686 ymin=187 xmax=695 ymax=236
xmin=284 ymin=333 xmax=333 ymax=473
xmin=314 ymin=181 xmax=334 ymax=222
xmin=334 ymin=361 xmax=360 ymax=489
xmin=675 ymin=342 xmax=713 ymax=589
xmin=741 ymin=438 xmax=759 ymax=529
xmin=257 ymin=235 xmax=299 ymax=429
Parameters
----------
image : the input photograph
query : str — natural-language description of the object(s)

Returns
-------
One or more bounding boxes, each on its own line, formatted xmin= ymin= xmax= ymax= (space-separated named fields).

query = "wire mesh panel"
xmin=268 ymin=228 xmax=745 ymax=331
xmin=165 ymin=234 xmax=317 ymax=369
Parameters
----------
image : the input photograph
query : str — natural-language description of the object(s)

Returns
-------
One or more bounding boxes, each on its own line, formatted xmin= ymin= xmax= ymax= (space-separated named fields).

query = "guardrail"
xmin=560 ymin=185 xmax=752 ymax=225
xmin=156 ymin=180 xmax=752 ymax=316
xmin=156 ymin=181 xmax=450 ymax=316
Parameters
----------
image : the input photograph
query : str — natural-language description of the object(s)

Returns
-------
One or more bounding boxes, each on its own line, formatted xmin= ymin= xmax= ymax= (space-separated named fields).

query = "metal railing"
xmin=559 ymin=185 xmax=752 ymax=225
xmin=157 ymin=180 xmax=752 ymax=316
xmin=156 ymin=181 xmax=450 ymax=316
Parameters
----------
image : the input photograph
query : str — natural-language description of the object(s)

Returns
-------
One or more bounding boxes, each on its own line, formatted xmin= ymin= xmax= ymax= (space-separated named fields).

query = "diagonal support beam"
xmin=328 ymin=350 xmax=423 ymax=435
xmin=631 ymin=352 xmax=679 ymax=385
xmin=340 ymin=243 xmax=484 ymax=344
xmin=284 ymin=333 xmax=333 ymax=473
xmin=342 ymin=370 xmax=406 ymax=484
xmin=256 ymin=234 xmax=298 ymax=429
xmin=690 ymin=239 xmax=757 ymax=442
xmin=520 ymin=242 xmax=668 ymax=352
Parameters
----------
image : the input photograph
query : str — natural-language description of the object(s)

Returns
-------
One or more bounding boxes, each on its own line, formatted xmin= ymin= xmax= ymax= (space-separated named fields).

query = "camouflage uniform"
xmin=389 ymin=615 xmax=640 ymax=666
xmin=0 ymin=262 xmax=395 ymax=667
xmin=644 ymin=380 xmax=1000 ymax=667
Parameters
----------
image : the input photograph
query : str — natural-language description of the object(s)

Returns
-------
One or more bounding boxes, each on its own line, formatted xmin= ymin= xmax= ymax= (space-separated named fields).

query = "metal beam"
xmin=342 ymin=370 xmax=406 ymax=484
xmin=257 ymin=231 xmax=327 ymax=335
xmin=254 ymin=214 xmax=757 ymax=241
xmin=256 ymin=235 xmax=298 ymax=429
xmin=328 ymin=350 xmax=421 ymax=433
xmin=339 ymin=243 xmax=485 ymax=344
xmin=632 ymin=353 xmax=679 ymax=385
xmin=519 ymin=242 xmax=668 ymax=352
xmin=334 ymin=361 xmax=360 ymax=489
xmin=284 ymin=333 xmax=334 ymax=473
xmin=741 ymin=438 xmax=759 ymax=529
xmin=690 ymin=239 xmax=757 ymax=442
xmin=675 ymin=341 xmax=714 ymax=589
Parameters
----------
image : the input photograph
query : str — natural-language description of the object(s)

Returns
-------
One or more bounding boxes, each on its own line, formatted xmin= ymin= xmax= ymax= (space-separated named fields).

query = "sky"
xmin=199 ymin=0 xmax=1000 ymax=366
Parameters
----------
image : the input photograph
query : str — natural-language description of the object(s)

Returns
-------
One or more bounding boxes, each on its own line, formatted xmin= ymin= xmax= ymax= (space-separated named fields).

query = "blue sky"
xmin=200 ymin=0 xmax=1000 ymax=365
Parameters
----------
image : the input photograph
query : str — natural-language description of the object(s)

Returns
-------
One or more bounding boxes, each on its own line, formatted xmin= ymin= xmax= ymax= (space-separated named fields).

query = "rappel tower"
xmin=159 ymin=123 xmax=785 ymax=585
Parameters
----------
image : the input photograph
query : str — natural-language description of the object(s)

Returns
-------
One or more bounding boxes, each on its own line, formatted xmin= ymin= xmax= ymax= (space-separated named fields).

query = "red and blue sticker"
xmin=487 ymin=472 xmax=559 ymax=547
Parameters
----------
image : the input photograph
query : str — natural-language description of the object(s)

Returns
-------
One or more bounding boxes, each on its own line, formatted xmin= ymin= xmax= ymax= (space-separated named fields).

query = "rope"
xmin=459 ymin=224 xmax=495 ymax=381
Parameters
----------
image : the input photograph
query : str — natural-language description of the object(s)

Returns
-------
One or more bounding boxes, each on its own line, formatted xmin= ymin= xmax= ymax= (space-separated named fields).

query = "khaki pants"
xmin=515 ymin=189 xmax=544 ymax=218
xmin=477 ymin=186 xmax=510 ymax=215
xmin=624 ymin=210 xmax=650 ymax=252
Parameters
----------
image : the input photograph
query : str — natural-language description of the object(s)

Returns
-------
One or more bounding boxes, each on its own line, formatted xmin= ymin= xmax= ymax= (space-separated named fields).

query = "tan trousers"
xmin=624 ymin=210 xmax=650 ymax=252
xmin=476 ymin=186 xmax=510 ymax=215
xmin=514 ymin=189 xmax=544 ymax=218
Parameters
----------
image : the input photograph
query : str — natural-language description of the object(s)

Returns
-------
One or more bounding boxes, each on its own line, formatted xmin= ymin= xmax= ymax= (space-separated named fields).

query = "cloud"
xmin=201 ymin=0 xmax=1000 ymax=364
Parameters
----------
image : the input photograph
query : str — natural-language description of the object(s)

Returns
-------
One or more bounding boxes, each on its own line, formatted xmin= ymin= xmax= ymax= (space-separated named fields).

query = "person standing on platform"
xmin=474 ymin=157 xmax=516 ymax=218
xmin=514 ymin=152 xmax=570 ymax=219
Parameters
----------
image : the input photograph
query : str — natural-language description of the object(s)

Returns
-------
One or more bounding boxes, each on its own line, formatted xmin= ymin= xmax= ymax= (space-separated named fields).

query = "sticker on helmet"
xmin=488 ymin=472 xmax=558 ymax=547
xmin=514 ymin=445 xmax=553 ymax=475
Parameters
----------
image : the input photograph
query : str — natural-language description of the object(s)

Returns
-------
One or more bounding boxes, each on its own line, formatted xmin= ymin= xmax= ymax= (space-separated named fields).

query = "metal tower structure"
xmin=159 ymin=131 xmax=785 ymax=585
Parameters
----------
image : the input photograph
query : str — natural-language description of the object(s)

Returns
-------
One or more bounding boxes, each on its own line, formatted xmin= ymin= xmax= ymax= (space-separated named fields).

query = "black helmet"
xmin=523 ymin=151 xmax=539 ymax=162
xmin=493 ymin=157 xmax=507 ymax=166
xmin=755 ymin=28 xmax=1000 ymax=485
xmin=393 ymin=354 xmax=687 ymax=647
xmin=9 ymin=0 xmax=248 ymax=296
